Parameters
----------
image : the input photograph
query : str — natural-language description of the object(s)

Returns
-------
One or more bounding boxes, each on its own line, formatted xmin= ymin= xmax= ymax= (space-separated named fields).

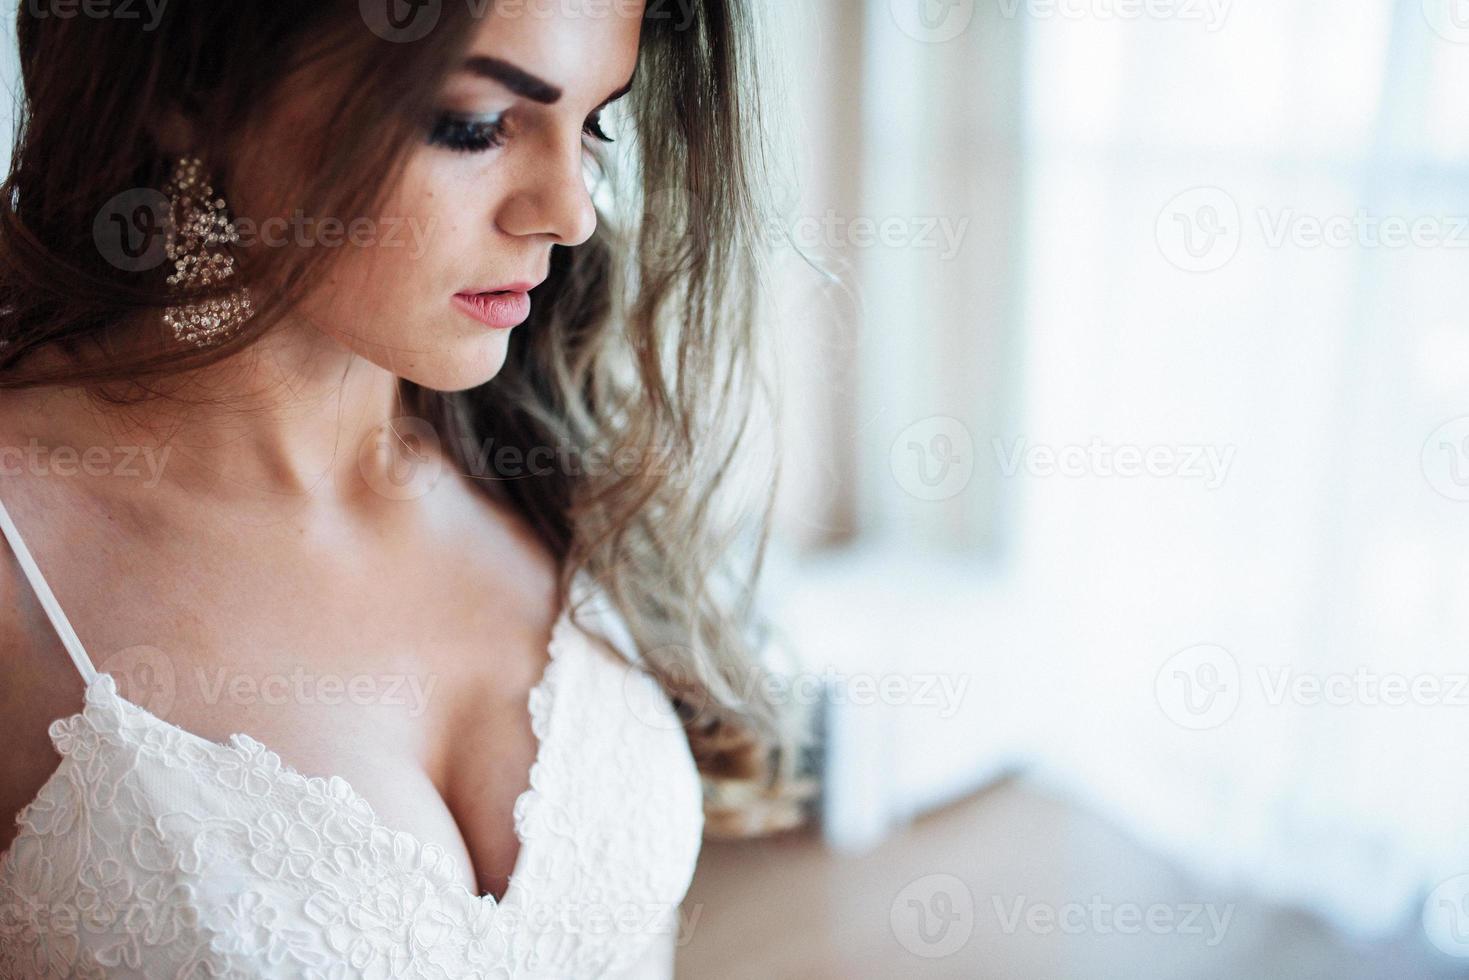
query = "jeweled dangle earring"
xmin=160 ymin=155 xmax=255 ymax=346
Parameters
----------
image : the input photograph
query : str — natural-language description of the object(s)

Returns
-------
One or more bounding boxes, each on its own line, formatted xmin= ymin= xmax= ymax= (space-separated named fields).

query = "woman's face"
xmin=235 ymin=3 xmax=644 ymax=392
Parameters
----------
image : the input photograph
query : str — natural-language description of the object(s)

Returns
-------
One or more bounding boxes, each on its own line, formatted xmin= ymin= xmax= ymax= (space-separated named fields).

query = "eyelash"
xmin=427 ymin=111 xmax=615 ymax=154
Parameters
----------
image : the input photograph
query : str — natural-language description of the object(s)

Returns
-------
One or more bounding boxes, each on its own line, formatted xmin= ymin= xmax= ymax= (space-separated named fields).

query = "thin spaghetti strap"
xmin=0 ymin=493 xmax=98 ymax=684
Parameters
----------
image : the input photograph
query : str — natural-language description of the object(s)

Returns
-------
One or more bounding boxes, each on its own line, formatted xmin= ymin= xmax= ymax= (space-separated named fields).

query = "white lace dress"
xmin=0 ymin=497 xmax=706 ymax=979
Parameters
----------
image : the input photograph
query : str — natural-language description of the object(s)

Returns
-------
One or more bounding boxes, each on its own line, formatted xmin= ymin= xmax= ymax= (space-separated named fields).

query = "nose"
xmin=495 ymin=135 xmax=598 ymax=246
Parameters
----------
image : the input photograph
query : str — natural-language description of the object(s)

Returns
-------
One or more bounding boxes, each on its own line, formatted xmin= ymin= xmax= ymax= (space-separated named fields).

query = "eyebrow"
xmin=462 ymin=56 xmax=636 ymax=109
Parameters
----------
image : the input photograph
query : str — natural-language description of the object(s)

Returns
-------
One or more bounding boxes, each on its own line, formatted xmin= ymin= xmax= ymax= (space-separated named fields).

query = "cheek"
xmin=285 ymin=150 xmax=522 ymax=389
xmin=306 ymin=153 xmax=503 ymax=335
xmin=395 ymin=153 xmax=501 ymax=287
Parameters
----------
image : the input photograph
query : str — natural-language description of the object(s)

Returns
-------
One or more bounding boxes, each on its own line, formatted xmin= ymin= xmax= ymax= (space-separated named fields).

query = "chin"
xmin=391 ymin=335 xmax=511 ymax=393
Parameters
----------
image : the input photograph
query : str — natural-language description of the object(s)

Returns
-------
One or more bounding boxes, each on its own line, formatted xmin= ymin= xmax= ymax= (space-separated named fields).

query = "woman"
xmin=0 ymin=0 xmax=803 ymax=976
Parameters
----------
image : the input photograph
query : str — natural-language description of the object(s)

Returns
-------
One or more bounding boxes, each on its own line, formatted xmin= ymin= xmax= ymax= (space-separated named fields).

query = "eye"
xmin=428 ymin=111 xmax=507 ymax=153
xmin=583 ymin=111 xmax=615 ymax=144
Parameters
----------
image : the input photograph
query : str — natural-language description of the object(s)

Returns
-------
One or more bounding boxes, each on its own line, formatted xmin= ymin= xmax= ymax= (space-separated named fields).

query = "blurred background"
xmin=683 ymin=0 xmax=1469 ymax=977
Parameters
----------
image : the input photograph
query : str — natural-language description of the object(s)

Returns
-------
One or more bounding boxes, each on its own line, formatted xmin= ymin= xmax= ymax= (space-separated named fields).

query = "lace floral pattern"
xmin=0 ymin=602 xmax=704 ymax=979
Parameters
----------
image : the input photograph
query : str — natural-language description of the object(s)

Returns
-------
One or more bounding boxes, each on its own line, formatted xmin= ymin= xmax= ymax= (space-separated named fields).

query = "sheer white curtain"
xmin=766 ymin=0 xmax=1469 ymax=940
xmin=1010 ymin=0 xmax=1469 ymax=936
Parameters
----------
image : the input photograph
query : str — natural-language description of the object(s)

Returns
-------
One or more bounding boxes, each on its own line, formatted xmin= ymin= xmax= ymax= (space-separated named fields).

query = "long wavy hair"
xmin=0 ymin=0 xmax=812 ymax=835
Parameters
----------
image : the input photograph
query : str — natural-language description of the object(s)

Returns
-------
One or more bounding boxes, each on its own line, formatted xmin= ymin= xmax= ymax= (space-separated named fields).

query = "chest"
xmin=89 ymin=574 xmax=561 ymax=904
xmin=22 ymin=498 xmax=582 ymax=892
xmin=0 ymin=587 xmax=709 ymax=979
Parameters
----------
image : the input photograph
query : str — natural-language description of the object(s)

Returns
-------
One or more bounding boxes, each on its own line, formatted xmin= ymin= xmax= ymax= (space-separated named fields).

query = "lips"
xmin=453 ymin=289 xmax=532 ymax=330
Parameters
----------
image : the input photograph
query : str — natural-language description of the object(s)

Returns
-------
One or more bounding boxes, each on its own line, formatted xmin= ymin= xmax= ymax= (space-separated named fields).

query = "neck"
xmin=6 ymin=323 xmax=426 ymax=510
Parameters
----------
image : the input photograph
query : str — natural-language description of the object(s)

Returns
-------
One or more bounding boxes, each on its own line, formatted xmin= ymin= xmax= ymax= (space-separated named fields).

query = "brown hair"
xmin=0 ymin=0 xmax=813 ymax=835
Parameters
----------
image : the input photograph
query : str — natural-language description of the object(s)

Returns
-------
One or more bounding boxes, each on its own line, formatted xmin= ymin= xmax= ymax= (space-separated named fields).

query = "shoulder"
xmin=0 ymin=488 xmax=90 ymax=855
xmin=0 ymin=487 xmax=84 ymax=707
xmin=0 ymin=441 xmax=99 ymax=721
xmin=0 ymin=488 xmax=54 ymax=676
xmin=0 ymin=539 xmax=30 ymax=680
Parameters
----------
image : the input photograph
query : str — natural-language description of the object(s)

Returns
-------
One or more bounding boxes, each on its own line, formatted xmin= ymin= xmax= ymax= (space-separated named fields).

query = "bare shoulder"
xmin=0 ymin=390 xmax=99 ymax=842
xmin=0 ymin=491 xmax=76 ymax=706
xmin=0 ymin=504 xmax=91 ymax=858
